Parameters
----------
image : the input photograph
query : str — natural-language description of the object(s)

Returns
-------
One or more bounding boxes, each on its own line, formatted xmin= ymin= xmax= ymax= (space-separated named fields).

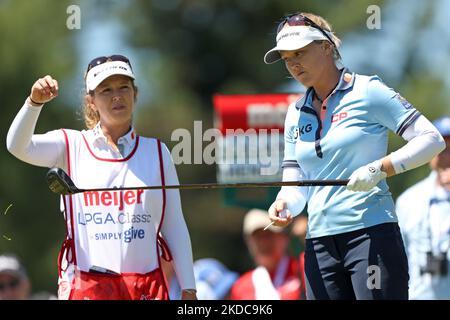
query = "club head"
xmin=46 ymin=168 xmax=80 ymax=195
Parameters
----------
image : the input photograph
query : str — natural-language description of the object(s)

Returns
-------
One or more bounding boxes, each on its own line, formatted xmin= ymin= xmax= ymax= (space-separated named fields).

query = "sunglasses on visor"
xmin=85 ymin=55 xmax=133 ymax=74
xmin=276 ymin=13 xmax=336 ymax=47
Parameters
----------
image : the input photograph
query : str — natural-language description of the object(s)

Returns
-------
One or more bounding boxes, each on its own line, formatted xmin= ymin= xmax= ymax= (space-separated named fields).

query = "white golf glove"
xmin=346 ymin=160 xmax=387 ymax=192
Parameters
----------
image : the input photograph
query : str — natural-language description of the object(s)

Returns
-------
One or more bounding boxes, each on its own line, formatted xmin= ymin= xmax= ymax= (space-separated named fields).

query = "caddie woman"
xmin=7 ymin=55 xmax=197 ymax=300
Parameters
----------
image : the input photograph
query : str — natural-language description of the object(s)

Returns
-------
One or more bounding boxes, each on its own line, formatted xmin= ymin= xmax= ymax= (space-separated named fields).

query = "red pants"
xmin=61 ymin=268 xmax=168 ymax=300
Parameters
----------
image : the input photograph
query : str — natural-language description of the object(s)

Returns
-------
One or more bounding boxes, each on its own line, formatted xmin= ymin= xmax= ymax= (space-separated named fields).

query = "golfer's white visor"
xmin=264 ymin=26 xmax=332 ymax=64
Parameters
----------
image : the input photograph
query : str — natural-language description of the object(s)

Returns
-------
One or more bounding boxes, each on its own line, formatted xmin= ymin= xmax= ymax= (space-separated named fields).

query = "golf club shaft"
xmin=72 ymin=179 xmax=350 ymax=194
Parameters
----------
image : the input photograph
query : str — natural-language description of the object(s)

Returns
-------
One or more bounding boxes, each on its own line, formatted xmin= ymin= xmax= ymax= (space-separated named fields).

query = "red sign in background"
xmin=212 ymin=93 xmax=301 ymax=133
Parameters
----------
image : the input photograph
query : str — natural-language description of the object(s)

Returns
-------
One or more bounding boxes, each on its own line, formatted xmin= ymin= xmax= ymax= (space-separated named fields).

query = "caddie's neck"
xmin=101 ymin=122 xmax=131 ymax=146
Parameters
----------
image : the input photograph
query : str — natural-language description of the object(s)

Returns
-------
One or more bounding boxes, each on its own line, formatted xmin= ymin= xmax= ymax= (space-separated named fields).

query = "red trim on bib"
xmin=57 ymin=237 xmax=74 ymax=278
xmin=155 ymin=140 xmax=171 ymax=297
xmin=60 ymin=130 xmax=77 ymax=277
xmin=157 ymin=235 xmax=173 ymax=262
xmin=81 ymin=133 xmax=140 ymax=162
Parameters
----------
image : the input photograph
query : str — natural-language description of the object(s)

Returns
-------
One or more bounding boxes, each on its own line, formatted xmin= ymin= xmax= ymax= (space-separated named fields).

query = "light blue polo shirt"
xmin=283 ymin=68 xmax=420 ymax=238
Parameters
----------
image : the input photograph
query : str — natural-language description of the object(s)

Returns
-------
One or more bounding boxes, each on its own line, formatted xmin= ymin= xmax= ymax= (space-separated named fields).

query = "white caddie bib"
xmin=58 ymin=129 xmax=167 ymax=280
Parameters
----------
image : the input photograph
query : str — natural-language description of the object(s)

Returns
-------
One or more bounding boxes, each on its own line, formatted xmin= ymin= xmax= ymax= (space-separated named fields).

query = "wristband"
xmin=28 ymin=96 xmax=43 ymax=106
xmin=182 ymin=289 xmax=197 ymax=294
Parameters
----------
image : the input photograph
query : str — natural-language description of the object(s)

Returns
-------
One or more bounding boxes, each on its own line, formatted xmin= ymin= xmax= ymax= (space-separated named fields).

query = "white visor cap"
xmin=85 ymin=60 xmax=135 ymax=92
xmin=264 ymin=26 xmax=332 ymax=64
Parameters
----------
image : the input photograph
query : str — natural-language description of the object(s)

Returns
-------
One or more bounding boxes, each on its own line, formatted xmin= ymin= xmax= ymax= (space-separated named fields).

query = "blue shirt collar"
xmin=295 ymin=67 xmax=355 ymax=109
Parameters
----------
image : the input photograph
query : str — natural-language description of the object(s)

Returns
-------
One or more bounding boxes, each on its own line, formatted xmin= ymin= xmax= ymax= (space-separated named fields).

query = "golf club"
xmin=46 ymin=167 xmax=350 ymax=195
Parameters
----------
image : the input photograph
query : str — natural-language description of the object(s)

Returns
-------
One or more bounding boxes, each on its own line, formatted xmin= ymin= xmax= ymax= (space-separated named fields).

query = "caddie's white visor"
xmin=264 ymin=26 xmax=332 ymax=64
xmin=85 ymin=60 xmax=135 ymax=91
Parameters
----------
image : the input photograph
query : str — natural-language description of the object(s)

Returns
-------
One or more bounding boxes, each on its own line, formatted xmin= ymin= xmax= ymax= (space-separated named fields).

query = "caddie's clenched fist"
xmin=29 ymin=75 xmax=59 ymax=105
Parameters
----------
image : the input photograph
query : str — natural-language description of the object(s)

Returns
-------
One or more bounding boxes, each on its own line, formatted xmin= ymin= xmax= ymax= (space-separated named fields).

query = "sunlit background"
xmin=1 ymin=0 xmax=450 ymax=295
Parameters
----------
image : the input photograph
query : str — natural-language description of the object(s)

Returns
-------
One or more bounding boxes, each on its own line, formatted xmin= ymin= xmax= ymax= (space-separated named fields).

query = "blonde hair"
xmin=82 ymin=94 xmax=100 ymax=129
xmin=300 ymin=12 xmax=342 ymax=60
xmin=81 ymin=81 xmax=138 ymax=130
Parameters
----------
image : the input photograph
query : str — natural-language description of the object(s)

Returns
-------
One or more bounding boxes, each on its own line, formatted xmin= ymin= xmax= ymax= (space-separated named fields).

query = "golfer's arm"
xmin=384 ymin=115 xmax=445 ymax=177
xmin=6 ymin=99 xmax=65 ymax=168
xmin=159 ymin=144 xmax=196 ymax=291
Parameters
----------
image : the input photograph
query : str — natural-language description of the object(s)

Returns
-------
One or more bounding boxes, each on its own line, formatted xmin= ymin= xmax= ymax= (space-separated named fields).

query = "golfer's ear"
xmin=84 ymin=94 xmax=91 ymax=105
xmin=85 ymin=94 xmax=97 ymax=112
xmin=322 ymin=41 xmax=333 ymax=55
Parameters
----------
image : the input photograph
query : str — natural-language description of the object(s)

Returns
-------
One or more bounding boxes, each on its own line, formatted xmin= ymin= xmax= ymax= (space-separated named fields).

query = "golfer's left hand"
xmin=268 ymin=199 xmax=293 ymax=227
xmin=346 ymin=160 xmax=387 ymax=192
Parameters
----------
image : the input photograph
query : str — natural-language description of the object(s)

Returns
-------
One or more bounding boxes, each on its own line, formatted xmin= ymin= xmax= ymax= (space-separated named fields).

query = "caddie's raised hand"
xmin=29 ymin=75 xmax=59 ymax=105
xmin=268 ymin=199 xmax=293 ymax=228
xmin=346 ymin=160 xmax=387 ymax=192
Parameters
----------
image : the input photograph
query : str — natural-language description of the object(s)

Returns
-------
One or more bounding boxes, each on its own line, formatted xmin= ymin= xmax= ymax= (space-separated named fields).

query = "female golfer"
xmin=265 ymin=13 xmax=445 ymax=299
xmin=7 ymin=55 xmax=197 ymax=300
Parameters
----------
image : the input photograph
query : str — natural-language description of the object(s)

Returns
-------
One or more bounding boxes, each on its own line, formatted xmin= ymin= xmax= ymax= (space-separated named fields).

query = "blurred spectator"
xmin=194 ymin=258 xmax=239 ymax=300
xmin=164 ymin=258 xmax=238 ymax=300
xmin=397 ymin=117 xmax=450 ymax=299
xmin=0 ymin=254 xmax=31 ymax=300
xmin=291 ymin=214 xmax=308 ymax=252
xmin=30 ymin=291 xmax=57 ymax=300
xmin=230 ymin=209 xmax=304 ymax=300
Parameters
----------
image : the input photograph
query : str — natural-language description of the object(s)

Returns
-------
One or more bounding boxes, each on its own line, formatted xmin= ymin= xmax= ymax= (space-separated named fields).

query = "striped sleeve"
xmin=282 ymin=159 xmax=300 ymax=168
xmin=396 ymin=110 xmax=421 ymax=136
xmin=367 ymin=76 xmax=420 ymax=134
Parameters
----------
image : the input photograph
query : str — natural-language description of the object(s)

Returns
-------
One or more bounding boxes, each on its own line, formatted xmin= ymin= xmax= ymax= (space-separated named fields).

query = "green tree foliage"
xmin=0 ymin=0 xmax=77 ymax=294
